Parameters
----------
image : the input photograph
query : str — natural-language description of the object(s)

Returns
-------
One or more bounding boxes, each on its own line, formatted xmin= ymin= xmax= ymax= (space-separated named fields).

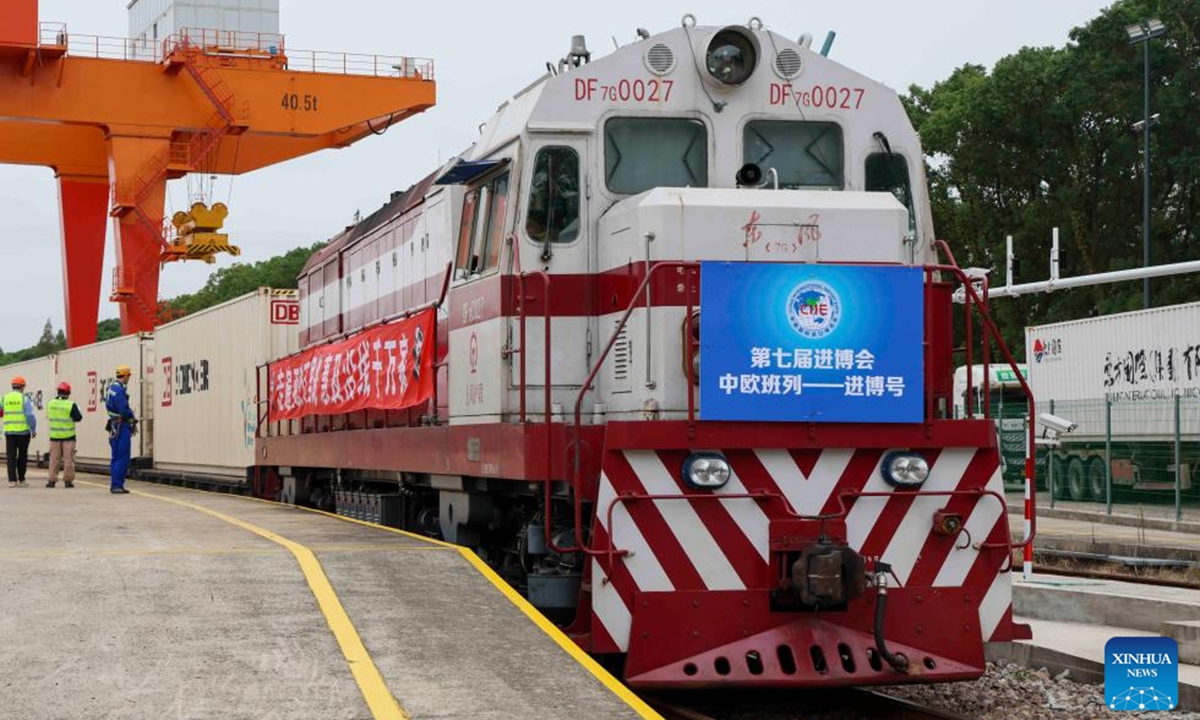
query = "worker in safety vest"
xmin=46 ymin=382 xmax=83 ymax=489
xmin=2 ymin=375 xmax=37 ymax=488
xmin=105 ymin=365 xmax=136 ymax=495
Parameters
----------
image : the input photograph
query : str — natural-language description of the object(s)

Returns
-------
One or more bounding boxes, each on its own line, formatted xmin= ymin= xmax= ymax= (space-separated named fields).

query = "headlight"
xmin=706 ymin=28 xmax=759 ymax=86
xmin=682 ymin=453 xmax=731 ymax=489
xmin=881 ymin=452 xmax=930 ymax=488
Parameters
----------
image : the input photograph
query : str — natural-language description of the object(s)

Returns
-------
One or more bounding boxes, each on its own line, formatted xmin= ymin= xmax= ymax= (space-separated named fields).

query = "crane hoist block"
xmin=166 ymin=201 xmax=240 ymax=264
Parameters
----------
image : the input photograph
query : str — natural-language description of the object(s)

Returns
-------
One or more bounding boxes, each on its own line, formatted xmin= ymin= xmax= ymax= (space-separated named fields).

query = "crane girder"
xmin=0 ymin=19 xmax=435 ymax=346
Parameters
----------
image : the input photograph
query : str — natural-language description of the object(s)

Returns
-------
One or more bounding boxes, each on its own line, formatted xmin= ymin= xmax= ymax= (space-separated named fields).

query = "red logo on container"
xmin=86 ymin=371 xmax=98 ymax=412
xmin=271 ymin=300 xmax=300 ymax=325
xmin=161 ymin=357 xmax=173 ymax=407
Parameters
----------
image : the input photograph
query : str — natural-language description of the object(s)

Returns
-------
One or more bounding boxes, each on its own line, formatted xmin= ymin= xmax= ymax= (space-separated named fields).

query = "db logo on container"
xmin=271 ymin=300 xmax=300 ymax=325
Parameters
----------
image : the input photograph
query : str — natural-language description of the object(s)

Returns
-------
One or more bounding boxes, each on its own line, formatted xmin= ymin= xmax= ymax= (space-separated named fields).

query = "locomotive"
xmin=258 ymin=16 xmax=1033 ymax=688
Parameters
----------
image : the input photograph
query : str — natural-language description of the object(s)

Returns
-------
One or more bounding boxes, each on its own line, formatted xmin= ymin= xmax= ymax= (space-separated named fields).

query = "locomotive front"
xmin=516 ymin=19 xmax=1030 ymax=687
xmin=275 ymin=16 xmax=1033 ymax=692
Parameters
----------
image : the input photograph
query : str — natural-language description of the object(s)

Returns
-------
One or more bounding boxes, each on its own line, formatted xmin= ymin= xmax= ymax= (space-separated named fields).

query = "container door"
xmin=140 ymin=340 xmax=155 ymax=458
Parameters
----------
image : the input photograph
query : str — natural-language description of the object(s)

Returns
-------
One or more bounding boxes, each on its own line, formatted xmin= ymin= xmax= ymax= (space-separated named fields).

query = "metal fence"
xmin=1037 ymin=396 xmax=1200 ymax=519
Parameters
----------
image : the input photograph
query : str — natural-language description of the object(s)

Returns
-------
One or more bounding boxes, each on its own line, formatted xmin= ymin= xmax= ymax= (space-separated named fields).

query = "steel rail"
xmin=645 ymin=689 xmax=974 ymax=720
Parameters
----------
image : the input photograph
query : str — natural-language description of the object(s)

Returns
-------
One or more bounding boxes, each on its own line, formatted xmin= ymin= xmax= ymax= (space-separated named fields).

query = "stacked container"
xmin=151 ymin=289 xmax=298 ymax=480
xmin=0 ymin=356 xmax=56 ymax=464
xmin=54 ymin=334 xmax=155 ymax=467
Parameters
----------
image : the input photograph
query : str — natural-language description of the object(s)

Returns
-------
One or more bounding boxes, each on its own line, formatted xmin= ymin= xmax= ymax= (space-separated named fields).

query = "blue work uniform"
xmin=104 ymin=382 xmax=135 ymax=491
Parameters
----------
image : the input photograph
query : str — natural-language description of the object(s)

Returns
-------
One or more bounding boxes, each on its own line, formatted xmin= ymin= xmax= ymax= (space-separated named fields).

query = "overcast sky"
xmin=0 ymin=0 xmax=1114 ymax=348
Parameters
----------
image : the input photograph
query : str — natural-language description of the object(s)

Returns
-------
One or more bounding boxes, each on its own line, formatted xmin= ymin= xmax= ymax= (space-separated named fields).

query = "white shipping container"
xmin=54 ymin=334 xmax=155 ymax=466
xmin=152 ymin=288 xmax=299 ymax=479
xmin=1025 ymin=301 xmax=1200 ymax=438
xmin=0 ymin=356 xmax=57 ymax=464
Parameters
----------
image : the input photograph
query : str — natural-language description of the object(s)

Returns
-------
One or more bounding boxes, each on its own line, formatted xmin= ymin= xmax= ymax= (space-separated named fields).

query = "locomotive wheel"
xmin=1065 ymin=456 xmax=1087 ymax=501
xmin=1086 ymin=456 xmax=1107 ymax=501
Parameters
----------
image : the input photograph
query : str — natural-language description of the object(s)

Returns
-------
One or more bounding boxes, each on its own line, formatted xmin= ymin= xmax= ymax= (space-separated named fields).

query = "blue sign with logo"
xmin=1105 ymin=637 xmax=1178 ymax=712
xmin=699 ymin=263 xmax=924 ymax=423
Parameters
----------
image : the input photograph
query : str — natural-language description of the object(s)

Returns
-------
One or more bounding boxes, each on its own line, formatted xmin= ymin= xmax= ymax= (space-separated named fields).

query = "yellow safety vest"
xmin=47 ymin=398 xmax=76 ymax=441
xmin=2 ymin=391 xmax=29 ymax=434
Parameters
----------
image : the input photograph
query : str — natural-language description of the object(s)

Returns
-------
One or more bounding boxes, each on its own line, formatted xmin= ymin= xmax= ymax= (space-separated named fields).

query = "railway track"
xmin=1031 ymin=562 xmax=1200 ymax=589
xmin=645 ymin=688 xmax=973 ymax=720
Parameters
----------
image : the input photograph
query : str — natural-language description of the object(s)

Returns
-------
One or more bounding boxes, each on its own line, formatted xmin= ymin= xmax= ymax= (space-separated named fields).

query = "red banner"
xmin=269 ymin=309 xmax=435 ymax=421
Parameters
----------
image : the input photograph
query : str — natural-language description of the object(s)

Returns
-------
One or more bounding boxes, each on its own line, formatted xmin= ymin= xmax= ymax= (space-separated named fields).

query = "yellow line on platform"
xmin=0 ymin=544 xmax=449 ymax=561
xmin=259 ymin=500 xmax=665 ymax=719
xmin=90 ymin=478 xmax=662 ymax=720
xmin=77 ymin=481 xmax=409 ymax=720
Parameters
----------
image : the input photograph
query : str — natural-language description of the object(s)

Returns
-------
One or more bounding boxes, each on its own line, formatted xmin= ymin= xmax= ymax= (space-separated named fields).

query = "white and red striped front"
xmin=585 ymin=421 xmax=1024 ymax=687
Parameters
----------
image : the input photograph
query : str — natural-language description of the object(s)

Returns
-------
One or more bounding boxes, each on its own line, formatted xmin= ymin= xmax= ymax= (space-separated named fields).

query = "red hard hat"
xmin=57 ymin=381 xmax=71 ymax=393
xmin=11 ymin=375 xmax=25 ymax=387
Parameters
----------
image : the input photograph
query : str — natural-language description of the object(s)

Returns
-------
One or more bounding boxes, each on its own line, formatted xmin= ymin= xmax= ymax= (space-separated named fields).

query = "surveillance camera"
xmin=1037 ymin=413 xmax=1077 ymax=434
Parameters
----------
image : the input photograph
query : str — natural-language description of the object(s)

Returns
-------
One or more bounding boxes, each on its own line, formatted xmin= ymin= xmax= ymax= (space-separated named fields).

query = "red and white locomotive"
xmin=260 ymin=17 xmax=1033 ymax=688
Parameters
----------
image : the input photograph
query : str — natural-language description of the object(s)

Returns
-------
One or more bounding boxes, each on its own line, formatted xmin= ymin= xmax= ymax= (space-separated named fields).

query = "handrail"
xmin=34 ymin=23 xmax=433 ymax=80
xmin=930 ymin=247 xmax=1037 ymax=551
xmin=600 ymin=486 xmax=1011 ymax=578
xmin=835 ymin=488 xmax=1014 ymax=556
xmin=538 ymin=262 xmax=700 ymax=557
xmin=514 ymin=270 xmax=560 ymax=556
xmin=601 ymin=491 xmax=783 ymax=573
xmin=165 ymin=28 xmax=286 ymax=59
xmin=429 ymin=262 xmax=453 ymax=424
xmin=515 ymin=271 xmax=553 ymax=423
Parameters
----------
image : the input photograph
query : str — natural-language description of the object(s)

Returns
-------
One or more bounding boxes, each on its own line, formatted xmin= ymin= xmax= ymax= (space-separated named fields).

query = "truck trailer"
xmin=1025 ymin=302 xmax=1200 ymax=502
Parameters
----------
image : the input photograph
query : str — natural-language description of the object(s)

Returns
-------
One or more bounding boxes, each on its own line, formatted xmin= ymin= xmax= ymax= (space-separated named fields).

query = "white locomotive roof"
xmin=468 ymin=24 xmax=916 ymax=173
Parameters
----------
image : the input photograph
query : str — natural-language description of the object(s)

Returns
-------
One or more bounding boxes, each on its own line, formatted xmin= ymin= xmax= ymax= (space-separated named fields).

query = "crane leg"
xmin=57 ymin=174 xmax=109 ymax=348
xmin=107 ymin=134 xmax=169 ymax=336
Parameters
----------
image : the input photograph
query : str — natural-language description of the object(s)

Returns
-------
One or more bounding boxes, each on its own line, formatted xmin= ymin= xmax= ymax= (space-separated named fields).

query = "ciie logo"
xmin=1032 ymin=337 xmax=1063 ymax=364
xmin=1105 ymin=636 xmax=1178 ymax=712
xmin=786 ymin=280 xmax=841 ymax=339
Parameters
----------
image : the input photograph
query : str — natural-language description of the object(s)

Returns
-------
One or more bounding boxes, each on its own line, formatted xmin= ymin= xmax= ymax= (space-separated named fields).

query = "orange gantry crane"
xmin=0 ymin=0 xmax=435 ymax=346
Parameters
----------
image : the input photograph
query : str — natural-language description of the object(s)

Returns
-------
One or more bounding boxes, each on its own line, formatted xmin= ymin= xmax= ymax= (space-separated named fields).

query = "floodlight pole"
xmin=1141 ymin=37 xmax=1152 ymax=310
xmin=1127 ymin=20 xmax=1164 ymax=309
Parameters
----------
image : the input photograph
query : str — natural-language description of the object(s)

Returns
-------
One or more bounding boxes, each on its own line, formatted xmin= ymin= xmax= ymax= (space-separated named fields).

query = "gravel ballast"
xmin=886 ymin=660 xmax=1198 ymax=719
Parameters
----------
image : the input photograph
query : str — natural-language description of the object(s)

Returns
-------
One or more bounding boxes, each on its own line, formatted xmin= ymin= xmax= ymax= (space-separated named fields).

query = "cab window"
xmin=743 ymin=120 xmax=843 ymax=188
xmin=455 ymin=171 xmax=510 ymax=277
xmin=455 ymin=191 xmax=480 ymax=274
xmin=604 ymin=117 xmax=708 ymax=194
xmin=866 ymin=152 xmax=917 ymax=237
xmin=526 ymin=147 xmax=580 ymax=244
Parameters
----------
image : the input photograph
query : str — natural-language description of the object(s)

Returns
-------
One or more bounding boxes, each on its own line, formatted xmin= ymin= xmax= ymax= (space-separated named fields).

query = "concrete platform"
xmin=1012 ymin=574 xmax=1200 ymax=632
xmin=1008 ymin=491 xmax=1200 ymax=534
xmin=1008 ymin=511 xmax=1200 ymax=562
xmin=0 ymin=470 xmax=656 ymax=720
xmin=1165 ymin=621 xmax=1200 ymax=665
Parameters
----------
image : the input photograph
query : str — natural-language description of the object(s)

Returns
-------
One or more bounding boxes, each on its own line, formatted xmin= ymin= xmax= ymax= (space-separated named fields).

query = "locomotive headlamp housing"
xmin=706 ymin=27 xmax=759 ymax=86
xmin=881 ymin=452 xmax=930 ymax=488
xmin=683 ymin=453 xmax=732 ymax=489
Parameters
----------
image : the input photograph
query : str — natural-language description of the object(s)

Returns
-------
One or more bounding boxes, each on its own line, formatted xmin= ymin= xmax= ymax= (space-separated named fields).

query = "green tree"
xmin=36 ymin=319 xmax=54 ymax=352
xmin=163 ymin=242 xmax=325 ymax=317
xmin=0 ymin=242 xmax=324 ymax=364
xmin=96 ymin=318 xmax=121 ymax=342
xmin=905 ymin=0 xmax=1200 ymax=352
